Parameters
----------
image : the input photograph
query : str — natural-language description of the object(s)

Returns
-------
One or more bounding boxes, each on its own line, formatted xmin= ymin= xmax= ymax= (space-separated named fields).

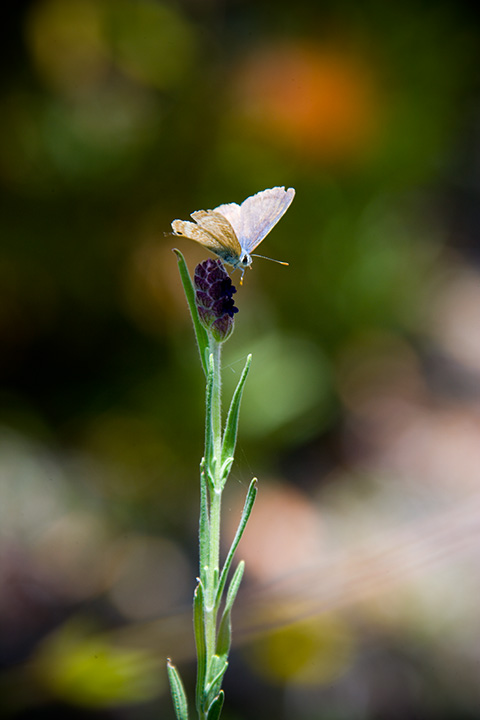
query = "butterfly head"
xmin=239 ymin=251 xmax=253 ymax=269
xmin=234 ymin=251 xmax=252 ymax=285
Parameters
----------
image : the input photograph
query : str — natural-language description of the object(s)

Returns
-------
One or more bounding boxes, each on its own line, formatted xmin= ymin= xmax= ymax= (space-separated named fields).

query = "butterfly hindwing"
xmin=172 ymin=211 xmax=243 ymax=266
xmin=190 ymin=211 xmax=242 ymax=255
xmin=171 ymin=220 xmax=227 ymax=255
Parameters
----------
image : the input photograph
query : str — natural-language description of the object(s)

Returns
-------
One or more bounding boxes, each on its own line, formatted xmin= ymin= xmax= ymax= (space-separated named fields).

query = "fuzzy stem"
xmin=210 ymin=340 xmax=222 ymax=462
xmin=201 ymin=338 xmax=223 ymax=717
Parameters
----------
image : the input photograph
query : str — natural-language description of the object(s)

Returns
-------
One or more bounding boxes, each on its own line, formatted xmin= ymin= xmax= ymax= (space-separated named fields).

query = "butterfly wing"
xmin=214 ymin=187 xmax=295 ymax=253
xmin=190 ymin=211 xmax=242 ymax=255
xmin=171 ymin=210 xmax=242 ymax=264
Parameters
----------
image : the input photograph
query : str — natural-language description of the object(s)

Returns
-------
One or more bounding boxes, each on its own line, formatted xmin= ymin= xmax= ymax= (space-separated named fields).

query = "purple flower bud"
xmin=194 ymin=259 xmax=238 ymax=342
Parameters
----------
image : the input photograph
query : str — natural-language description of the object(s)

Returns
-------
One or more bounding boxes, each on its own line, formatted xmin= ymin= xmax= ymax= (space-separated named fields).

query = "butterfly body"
xmin=172 ymin=186 xmax=295 ymax=279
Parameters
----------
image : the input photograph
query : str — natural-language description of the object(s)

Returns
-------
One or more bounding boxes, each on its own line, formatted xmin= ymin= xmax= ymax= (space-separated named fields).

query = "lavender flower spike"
xmin=194 ymin=259 xmax=238 ymax=343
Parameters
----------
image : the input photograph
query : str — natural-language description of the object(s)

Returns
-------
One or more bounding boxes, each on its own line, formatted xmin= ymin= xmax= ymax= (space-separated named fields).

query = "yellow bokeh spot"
xmin=103 ymin=0 xmax=195 ymax=89
xmin=26 ymin=0 xmax=195 ymax=95
xmin=248 ymin=614 xmax=355 ymax=685
xmin=26 ymin=0 xmax=107 ymax=95
xmin=33 ymin=620 xmax=163 ymax=707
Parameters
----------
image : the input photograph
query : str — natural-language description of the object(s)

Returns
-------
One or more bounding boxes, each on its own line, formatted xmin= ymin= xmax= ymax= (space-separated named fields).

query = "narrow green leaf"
xmin=216 ymin=478 xmax=257 ymax=609
xmin=225 ymin=560 xmax=245 ymax=614
xmin=216 ymin=561 xmax=244 ymax=659
xmin=167 ymin=659 xmax=189 ymax=720
xmin=199 ymin=460 xmax=210 ymax=585
xmin=221 ymin=355 xmax=252 ymax=468
xmin=206 ymin=691 xmax=225 ymax=720
xmin=219 ymin=456 xmax=234 ymax=481
xmin=205 ymin=655 xmax=229 ymax=700
xmin=209 ymin=654 xmax=227 ymax=681
xmin=204 ymin=354 xmax=215 ymax=473
xmin=215 ymin=608 xmax=232 ymax=664
xmin=193 ymin=580 xmax=207 ymax=714
xmin=173 ymin=248 xmax=209 ymax=375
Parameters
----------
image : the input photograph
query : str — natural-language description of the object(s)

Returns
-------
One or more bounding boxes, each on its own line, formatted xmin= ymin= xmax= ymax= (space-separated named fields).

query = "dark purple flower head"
xmin=194 ymin=259 xmax=238 ymax=342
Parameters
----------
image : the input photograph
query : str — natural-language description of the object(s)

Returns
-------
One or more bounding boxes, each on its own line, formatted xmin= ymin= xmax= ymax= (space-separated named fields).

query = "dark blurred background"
xmin=2 ymin=1 xmax=480 ymax=718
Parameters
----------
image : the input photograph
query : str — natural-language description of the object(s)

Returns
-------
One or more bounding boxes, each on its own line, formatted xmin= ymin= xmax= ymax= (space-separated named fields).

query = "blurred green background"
xmin=2 ymin=1 xmax=480 ymax=718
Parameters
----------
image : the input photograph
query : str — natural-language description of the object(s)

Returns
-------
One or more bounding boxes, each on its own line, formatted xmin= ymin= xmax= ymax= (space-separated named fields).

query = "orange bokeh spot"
xmin=234 ymin=42 xmax=381 ymax=163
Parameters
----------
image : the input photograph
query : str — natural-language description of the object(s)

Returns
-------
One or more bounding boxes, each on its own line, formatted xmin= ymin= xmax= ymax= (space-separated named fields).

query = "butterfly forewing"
xmin=240 ymin=187 xmax=295 ymax=252
xmin=210 ymin=202 xmax=243 ymax=238
xmin=214 ymin=187 xmax=295 ymax=253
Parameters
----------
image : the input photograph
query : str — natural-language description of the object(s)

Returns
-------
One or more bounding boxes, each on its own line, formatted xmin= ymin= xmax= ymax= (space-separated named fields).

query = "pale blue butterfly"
xmin=172 ymin=186 xmax=295 ymax=282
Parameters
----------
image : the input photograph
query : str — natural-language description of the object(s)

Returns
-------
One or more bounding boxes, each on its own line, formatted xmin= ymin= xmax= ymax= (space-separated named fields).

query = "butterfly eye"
xmin=240 ymin=254 xmax=250 ymax=267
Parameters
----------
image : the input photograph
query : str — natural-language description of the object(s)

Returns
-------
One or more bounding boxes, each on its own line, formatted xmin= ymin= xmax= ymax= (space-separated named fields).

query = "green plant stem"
xmin=202 ymin=337 xmax=223 ymax=717
xmin=208 ymin=339 xmax=223 ymax=596
xmin=211 ymin=340 xmax=222 ymax=463
xmin=205 ymin=487 xmax=221 ymax=665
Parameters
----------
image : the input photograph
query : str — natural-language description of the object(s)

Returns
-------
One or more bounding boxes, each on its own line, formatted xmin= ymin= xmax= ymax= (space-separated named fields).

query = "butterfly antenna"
xmin=251 ymin=253 xmax=289 ymax=266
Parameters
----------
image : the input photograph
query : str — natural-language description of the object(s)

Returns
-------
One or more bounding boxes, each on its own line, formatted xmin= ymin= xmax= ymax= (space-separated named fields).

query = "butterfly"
xmin=171 ymin=186 xmax=295 ymax=282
